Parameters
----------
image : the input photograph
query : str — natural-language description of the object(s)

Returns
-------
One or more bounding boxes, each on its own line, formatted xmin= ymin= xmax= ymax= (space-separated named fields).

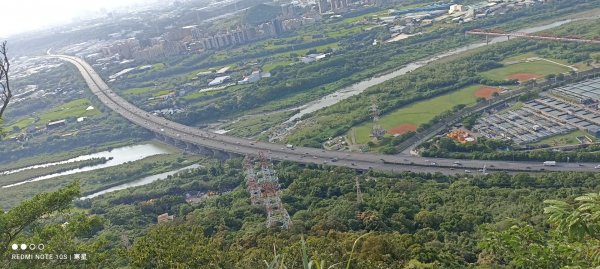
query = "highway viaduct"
xmin=51 ymin=54 xmax=600 ymax=175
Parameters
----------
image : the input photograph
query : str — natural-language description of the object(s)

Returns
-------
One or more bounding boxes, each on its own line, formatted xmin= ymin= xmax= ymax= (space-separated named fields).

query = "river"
xmin=80 ymin=164 xmax=202 ymax=200
xmin=283 ymin=18 xmax=588 ymax=123
xmin=1 ymin=144 xmax=172 ymax=188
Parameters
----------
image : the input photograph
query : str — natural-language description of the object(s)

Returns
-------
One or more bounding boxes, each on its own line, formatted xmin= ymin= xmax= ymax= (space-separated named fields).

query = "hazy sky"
xmin=0 ymin=0 xmax=151 ymax=37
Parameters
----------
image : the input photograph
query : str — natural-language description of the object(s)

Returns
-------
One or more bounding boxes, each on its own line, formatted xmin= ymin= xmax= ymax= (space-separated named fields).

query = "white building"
xmin=208 ymin=76 xmax=231 ymax=86
xmin=449 ymin=4 xmax=465 ymax=14
xmin=238 ymin=71 xmax=262 ymax=84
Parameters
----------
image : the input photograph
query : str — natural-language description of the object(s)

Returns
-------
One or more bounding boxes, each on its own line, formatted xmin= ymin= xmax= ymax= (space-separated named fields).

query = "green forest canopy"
xmin=3 ymin=158 xmax=600 ymax=268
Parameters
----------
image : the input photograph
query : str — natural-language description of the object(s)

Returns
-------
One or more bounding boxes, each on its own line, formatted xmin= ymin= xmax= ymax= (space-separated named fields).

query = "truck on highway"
xmin=286 ymin=144 xmax=294 ymax=149
xmin=543 ymin=161 xmax=556 ymax=166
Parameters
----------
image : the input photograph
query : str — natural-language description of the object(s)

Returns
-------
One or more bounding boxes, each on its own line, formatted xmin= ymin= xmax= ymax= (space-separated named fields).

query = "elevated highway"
xmin=52 ymin=54 xmax=600 ymax=175
xmin=466 ymin=29 xmax=600 ymax=45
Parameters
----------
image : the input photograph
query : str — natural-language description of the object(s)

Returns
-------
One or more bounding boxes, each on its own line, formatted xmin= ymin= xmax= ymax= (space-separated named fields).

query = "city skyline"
xmin=0 ymin=0 xmax=154 ymax=37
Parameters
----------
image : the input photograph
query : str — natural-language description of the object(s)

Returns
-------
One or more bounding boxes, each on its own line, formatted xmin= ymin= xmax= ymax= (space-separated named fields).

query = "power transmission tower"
xmin=243 ymin=153 xmax=291 ymax=229
xmin=257 ymin=152 xmax=291 ymax=229
xmin=370 ymin=96 xmax=385 ymax=139
xmin=243 ymin=156 xmax=262 ymax=206
xmin=355 ymin=176 xmax=363 ymax=203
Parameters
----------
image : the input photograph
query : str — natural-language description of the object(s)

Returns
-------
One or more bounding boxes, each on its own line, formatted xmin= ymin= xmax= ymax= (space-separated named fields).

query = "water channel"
xmin=80 ymin=163 xmax=201 ymax=200
xmin=2 ymin=143 xmax=172 ymax=188
xmin=284 ymin=18 xmax=588 ymax=123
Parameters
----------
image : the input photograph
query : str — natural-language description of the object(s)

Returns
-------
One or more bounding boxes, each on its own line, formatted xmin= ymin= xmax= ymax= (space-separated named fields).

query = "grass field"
xmin=352 ymin=85 xmax=483 ymax=144
xmin=532 ymin=129 xmax=595 ymax=146
xmin=152 ymin=63 xmax=166 ymax=71
xmin=8 ymin=118 xmax=36 ymax=130
xmin=501 ymin=53 xmax=538 ymax=63
xmin=224 ymin=110 xmax=296 ymax=138
xmin=37 ymin=98 xmax=101 ymax=126
xmin=153 ymin=90 xmax=173 ymax=97
xmin=481 ymin=60 xmax=571 ymax=81
xmin=263 ymin=60 xmax=293 ymax=72
xmin=270 ymin=42 xmax=340 ymax=59
xmin=123 ymin=87 xmax=152 ymax=95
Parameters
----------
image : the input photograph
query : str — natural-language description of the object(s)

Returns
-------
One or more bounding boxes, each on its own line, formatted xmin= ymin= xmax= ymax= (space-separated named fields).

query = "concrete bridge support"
xmin=211 ymin=149 xmax=229 ymax=160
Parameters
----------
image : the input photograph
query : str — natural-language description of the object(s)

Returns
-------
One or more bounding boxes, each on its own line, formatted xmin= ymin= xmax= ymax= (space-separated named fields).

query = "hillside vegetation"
xmin=3 ymin=159 xmax=600 ymax=268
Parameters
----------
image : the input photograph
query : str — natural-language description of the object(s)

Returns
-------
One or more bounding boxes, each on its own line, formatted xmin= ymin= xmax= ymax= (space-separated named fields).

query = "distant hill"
xmin=242 ymin=4 xmax=281 ymax=26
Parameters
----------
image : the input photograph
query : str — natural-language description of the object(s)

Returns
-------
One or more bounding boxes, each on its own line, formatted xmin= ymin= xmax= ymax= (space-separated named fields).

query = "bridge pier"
xmin=155 ymin=133 xmax=166 ymax=142
xmin=211 ymin=149 xmax=229 ymax=160
xmin=161 ymin=135 xmax=174 ymax=145
xmin=195 ymin=145 xmax=214 ymax=156
xmin=185 ymin=142 xmax=198 ymax=153
xmin=173 ymin=138 xmax=185 ymax=148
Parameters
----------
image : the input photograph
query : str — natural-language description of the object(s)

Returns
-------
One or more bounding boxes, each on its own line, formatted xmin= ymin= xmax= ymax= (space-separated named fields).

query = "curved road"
xmin=51 ymin=54 xmax=600 ymax=175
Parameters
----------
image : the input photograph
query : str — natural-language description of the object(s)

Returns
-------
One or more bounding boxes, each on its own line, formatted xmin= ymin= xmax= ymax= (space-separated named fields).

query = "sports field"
xmin=352 ymin=85 xmax=485 ymax=144
xmin=481 ymin=60 xmax=571 ymax=82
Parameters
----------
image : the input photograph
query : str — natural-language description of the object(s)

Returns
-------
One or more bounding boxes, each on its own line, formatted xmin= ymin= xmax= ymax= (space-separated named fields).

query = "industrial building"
xmin=551 ymin=77 xmax=600 ymax=105
xmin=475 ymin=77 xmax=600 ymax=144
xmin=208 ymin=76 xmax=231 ymax=86
xmin=46 ymin=120 xmax=67 ymax=130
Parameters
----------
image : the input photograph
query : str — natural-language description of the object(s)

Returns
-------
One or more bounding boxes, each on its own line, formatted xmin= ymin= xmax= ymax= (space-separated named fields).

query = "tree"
xmin=0 ymin=181 xmax=80 ymax=257
xmin=128 ymin=223 xmax=233 ymax=268
xmin=479 ymin=192 xmax=600 ymax=268
xmin=0 ymin=41 xmax=10 ymax=119
xmin=544 ymin=192 xmax=600 ymax=241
